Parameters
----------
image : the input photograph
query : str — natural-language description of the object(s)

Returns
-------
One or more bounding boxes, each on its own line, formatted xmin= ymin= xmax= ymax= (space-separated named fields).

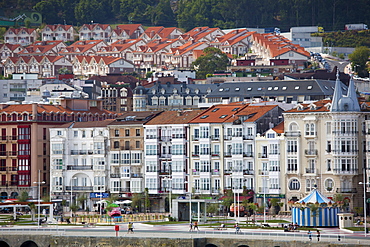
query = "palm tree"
xmin=77 ymin=194 xmax=87 ymax=211
xmin=17 ymin=191 xmax=29 ymax=202
xmin=28 ymin=202 xmax=36 ymax=221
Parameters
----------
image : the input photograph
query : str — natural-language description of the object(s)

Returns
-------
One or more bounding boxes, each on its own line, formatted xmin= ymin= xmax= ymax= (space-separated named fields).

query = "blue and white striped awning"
xmin=298 ymin=189 xmax=334 ymax=204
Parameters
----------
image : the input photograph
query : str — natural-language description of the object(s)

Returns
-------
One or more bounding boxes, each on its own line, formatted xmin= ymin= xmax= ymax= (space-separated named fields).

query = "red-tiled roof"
xmin=272 ymin=121 xmax=284 ymax=134
xmin=285 ymin=99 xmax=331 ymax=113
xmin=145 ymin=110 xmax=203 ymax=125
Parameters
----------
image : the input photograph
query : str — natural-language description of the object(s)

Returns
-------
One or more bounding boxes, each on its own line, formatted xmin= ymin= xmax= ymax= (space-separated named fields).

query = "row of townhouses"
xmin=1 ymin=25 xmax=310 ymax=77
xmin=1 ymin=74 xmax=367 ymax=214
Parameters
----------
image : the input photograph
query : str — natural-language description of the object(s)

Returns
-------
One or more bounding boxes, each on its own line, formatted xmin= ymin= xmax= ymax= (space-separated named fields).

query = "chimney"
xmin=32 ymin=103 xmax=38 ymax=117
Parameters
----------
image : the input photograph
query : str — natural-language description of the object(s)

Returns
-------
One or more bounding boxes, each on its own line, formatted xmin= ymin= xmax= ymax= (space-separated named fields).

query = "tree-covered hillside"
xmin=1 ymin=0 xmax=370 ymax=32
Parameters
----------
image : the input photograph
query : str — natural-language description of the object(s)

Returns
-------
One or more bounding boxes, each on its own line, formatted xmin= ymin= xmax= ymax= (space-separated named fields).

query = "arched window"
xmin=289 ymin=178 xmax=300 ymax=190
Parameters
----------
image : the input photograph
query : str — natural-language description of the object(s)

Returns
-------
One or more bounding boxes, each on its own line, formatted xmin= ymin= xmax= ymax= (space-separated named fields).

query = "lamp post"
xmin=359 ymin=181 xmax=369 ymax=237
xmin=164 ymin=177 xmax=172 ymax=215
xmin=263 ymin=177 xmax=270 ymax=224
xmin=33 ymin=170 xmax=45 ymax=228
xmin=70 ymin=177 xmax=77 ymax=217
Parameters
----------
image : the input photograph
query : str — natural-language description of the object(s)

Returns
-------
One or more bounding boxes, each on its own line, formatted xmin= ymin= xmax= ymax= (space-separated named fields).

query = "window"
xmin=114 ymin=130 xmax=119 ymax=137
xmin=146 ymin=161 xmax=157 ymax=172
xmin=125 ymin=129 xmax=130 ymax=136
xmin=326 ymin=159 xmax=332 ymax=171
xmin=287 ymin=140 xmax=297 ymax=152
xmin=325 ymin=178 xmax=334 ymax=191
xmin=289 ymin=179 xmax=300 ymax=190
xmin=135 ymin=141 xmax=140 ymax=149
xmin=287 ymin=158 xmax=297 ymax=171
xmin=136 ymin=129 xmax=140 ymax=136
xmin=113 ymin=141 xmax=119 ymax=149
xmin=146 ymin=145 xmax=157 ymax=155
xmin=74 ymin=131 xmax=78 ymax=137
xmin=172 ymin=144 xmax=185 ymax=155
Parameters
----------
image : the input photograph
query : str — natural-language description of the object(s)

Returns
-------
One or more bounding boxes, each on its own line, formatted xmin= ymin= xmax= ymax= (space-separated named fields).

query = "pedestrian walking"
xmin=189 ymin=222 xmax=193 ymax=232
xmin=234 ymin=223 xmax=241 ymax=234
xmin=308 ymin=230 xmax=312 ymax=241
xmin=317 ymin=230 xmax=320 ymax=241
xmin=194 ymin=221 xmax=199 ymax=231
xmin=127 ymin=222 xmax=134 ymax=233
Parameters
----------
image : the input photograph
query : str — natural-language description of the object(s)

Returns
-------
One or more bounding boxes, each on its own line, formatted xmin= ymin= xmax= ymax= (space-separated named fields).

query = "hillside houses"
xmin=0 ymin=24 xmax=311 ymax=78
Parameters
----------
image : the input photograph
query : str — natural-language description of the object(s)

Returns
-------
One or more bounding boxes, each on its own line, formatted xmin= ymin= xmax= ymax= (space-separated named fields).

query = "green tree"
xmin=349 ymin=46 xmax=370 ymax=77
xmin=192 ymin=47 xmax=229 ymax=79
xmin=17 ymin=191 xmax=29 ymax=202
xmin=220 ymin=190 xmax=233 ymax=215
xmin=131 ymin=193 xmax=142 ymax=213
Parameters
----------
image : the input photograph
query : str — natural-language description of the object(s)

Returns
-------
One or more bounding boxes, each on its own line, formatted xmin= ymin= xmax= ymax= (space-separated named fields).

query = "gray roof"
xmin=206 ymin=79 xmax=347 ymax=99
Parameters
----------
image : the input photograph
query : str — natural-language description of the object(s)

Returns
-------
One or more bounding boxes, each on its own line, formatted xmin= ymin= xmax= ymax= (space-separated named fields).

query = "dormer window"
xmin=220 ymin=115 xmax=228 ymax=118
xmin=307 ymin=85 xmax=313 ymax=90
xmin=282 ymin=87 xmax=287 ymax=90
xmin=200 ymin=115 xmax=209 ymax=119
xmin=247 ymin=87 xmax=252 ymax=91
xmin=295 ymin=86 xmax=300 ymax=90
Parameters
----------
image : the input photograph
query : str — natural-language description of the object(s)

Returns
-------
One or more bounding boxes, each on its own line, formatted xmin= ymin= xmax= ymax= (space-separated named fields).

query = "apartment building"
xmin=107 ymin=111 xmax=162 ymax=200
xmin=49 ymin=120 xmax=114 ymax=209
xmin=283 ymin=74 xmax=364 ymax=210
xmin=255 ymin=122 xmax=286 ymax=208
xmin=143 ymin=110 xmax=201 ymax=202
xmin=0 ymin=101 xmax=117 ymax=201
xmin=188 ymin=102 xmax=284 ymax=197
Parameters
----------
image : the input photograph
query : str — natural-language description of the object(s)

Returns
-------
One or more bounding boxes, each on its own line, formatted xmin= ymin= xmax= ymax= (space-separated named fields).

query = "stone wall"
xmin=0 ymin=234 xmax=368 ymax=247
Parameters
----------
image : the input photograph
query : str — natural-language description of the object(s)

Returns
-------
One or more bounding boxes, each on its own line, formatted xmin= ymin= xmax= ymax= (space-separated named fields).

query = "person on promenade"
xmin=234 ymin=223 xmax=241 ymax=234
xmin=189 ymin=222 xmax=193 ymax=232
xmin=194 ymin=221 xmax=199 ymax=231
xmin=127 ymin=222 xmax=134 ymax=233
xmin=308 ymin=230 xmax=312 ymax=241
xmin=317 ymin=230 xmax=320 ymax=241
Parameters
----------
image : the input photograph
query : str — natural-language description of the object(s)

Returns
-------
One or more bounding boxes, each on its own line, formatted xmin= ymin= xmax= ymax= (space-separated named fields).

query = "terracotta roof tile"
xmin=145 ymin=110 xmax=203 ymax=125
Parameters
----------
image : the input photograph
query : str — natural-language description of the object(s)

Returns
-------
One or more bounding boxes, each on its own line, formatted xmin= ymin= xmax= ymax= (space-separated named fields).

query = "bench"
xmin=262 ymin=223 xmax=271 ymax=227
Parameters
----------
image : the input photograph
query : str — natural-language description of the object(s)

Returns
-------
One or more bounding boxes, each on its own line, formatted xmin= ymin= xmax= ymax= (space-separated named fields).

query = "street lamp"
xmin=263 ymin=177 xmax=270 ymax=224
xmin=33 ymin=170 xmax=45 ymax=228
xmin=164 ymin=176 xmax=172 ymax=215
xmin=70 ymin=177 xmax=77 ymax=217
xmin=359 ymin=181 xmax=369 ymax=237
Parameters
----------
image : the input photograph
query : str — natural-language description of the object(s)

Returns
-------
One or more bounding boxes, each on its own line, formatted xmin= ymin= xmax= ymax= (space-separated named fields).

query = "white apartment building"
xmin=50 ymin=120 xmax=113 ymax=210
xmin=283 ymin=74 xmax=364 ymax=211
xmin=255 ymin=124 xmax=286 ymax=208
xmin=143 ymin=111 xmax=201 ymax=200
xmin=188 ymin=102 xmax=284 ymax=198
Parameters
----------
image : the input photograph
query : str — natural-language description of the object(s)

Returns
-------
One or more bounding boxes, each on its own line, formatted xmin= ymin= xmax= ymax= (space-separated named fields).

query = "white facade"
xmin=50 ymin=123 xmax=109 ymax=209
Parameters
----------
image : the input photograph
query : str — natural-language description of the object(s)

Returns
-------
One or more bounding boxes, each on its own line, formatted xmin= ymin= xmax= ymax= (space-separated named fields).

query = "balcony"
xmin=243 ymin=152 xmax=253 ymax=157
xmin=131 ymin=173 xmax=143 ymax=178
xmin=223 ymin=135 xmax=232 ymax=140
xmin=210 ymin=135 xmax=220 ymax=141
xmin=243 ymin=135 xmax=254 ymax=140
xmin=258 ymin=187 xmax=269 ymax=193
xmin=0 ymin=136 xmax=18 ymax=142
xmin=160 ymin=136 xmax=172 ymax=142
xmin=284 ymin=131 xmax=301 ymax=137
xmin=158 ymin=170 xmax=170 ymax=175
xmin=258 ymin=153 xmax=268 ymax=158
xmin=243 ymin=169 xmax=254 ymax=175
xmin=70 ymin=150 xmax=92 ymax=155
xmin=336 ymin=188 xmax=357 ymax=193
xmin=333 ymin=168 xmax=358 ymax=174
xmin=192 ymin=152 xmax=199 ymax=157
xmin=146 ymin=135 xmax=158 ymax=140
xmin=0 ymin=166 xmax=18 ymax=172
xmin=332 ymin=149 xmax=359 ymax=154
xmin=192 ymin=135 xmax=199 ymax=141
xmin=305 ymin=168 xmax=317 ymax=174
xmin=224 ymin=152 xmax=232 ymax=157
xmin=0 ymin=181 xmax=18 ymax=187
xmin=66 ymin=165 xmax=93 ymax=170
xmin=258 ymin=170 xmax=269 ymax=175
xmin=66 ymin=186 xmax=93 ymax=191
xmin=305 ymin=149 xmax=318 ymax=156
xmin=212 ymin=169 xmax=220 ymax=175
xmin=110 ymin=174 xmax=121 ymax=178
xmin=304 ymin=132 xmax=317 ymax=137
xmin=192 ymin=170 xmax=200 ymax=175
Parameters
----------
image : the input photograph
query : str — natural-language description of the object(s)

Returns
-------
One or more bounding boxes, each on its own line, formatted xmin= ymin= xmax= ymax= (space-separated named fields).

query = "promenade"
xmin=1 ymin=220 xmax=370 ymax=246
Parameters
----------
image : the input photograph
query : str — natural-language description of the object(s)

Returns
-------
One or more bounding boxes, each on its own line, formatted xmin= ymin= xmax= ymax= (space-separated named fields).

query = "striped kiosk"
xmin=291 ymin=189 xmax=339 ymax=227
